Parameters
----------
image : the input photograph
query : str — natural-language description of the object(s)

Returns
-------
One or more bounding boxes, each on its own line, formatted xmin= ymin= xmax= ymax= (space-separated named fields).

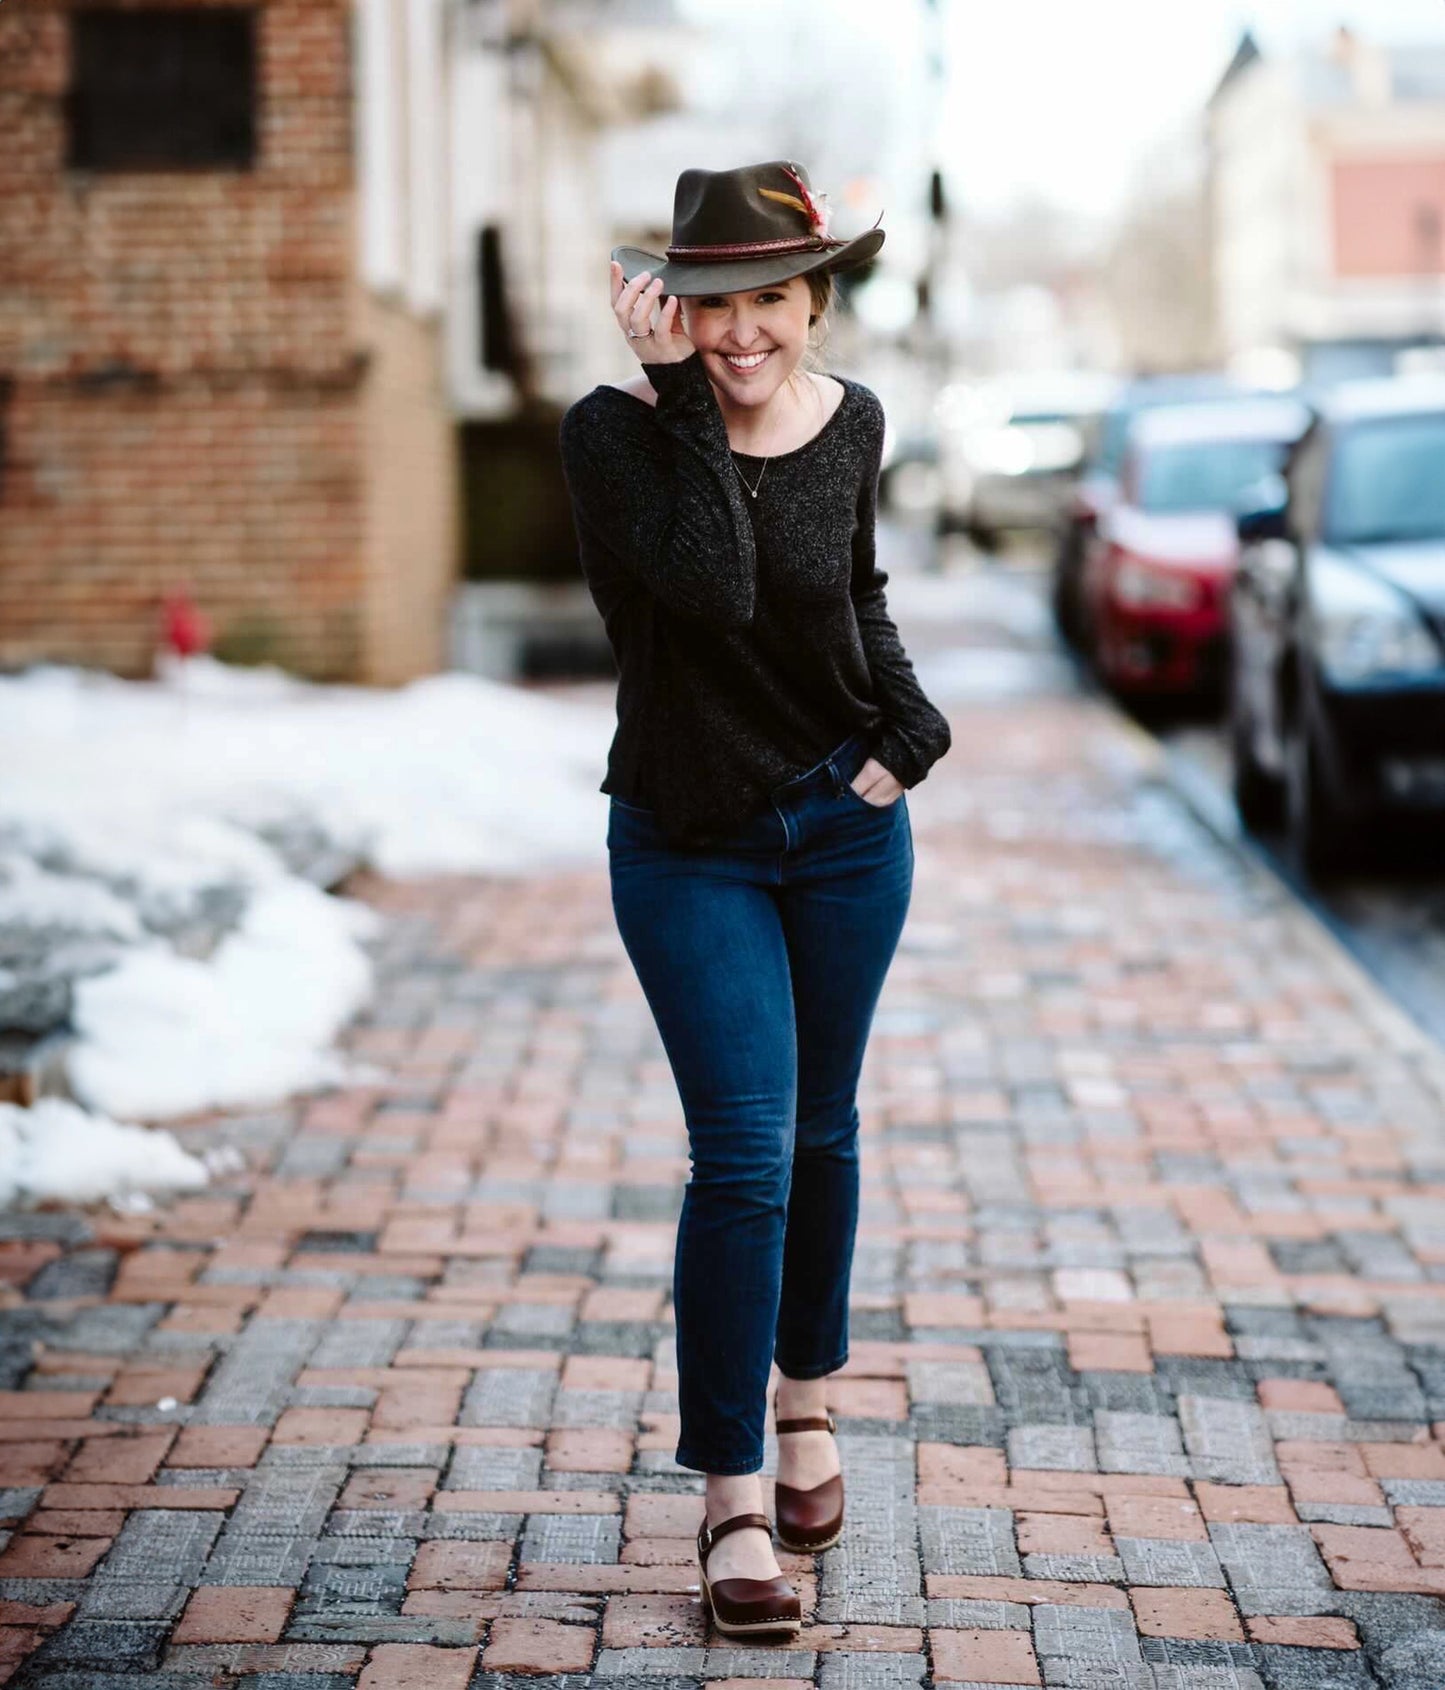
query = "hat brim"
xmin=611 ymin=227 xmax=884 ymax=297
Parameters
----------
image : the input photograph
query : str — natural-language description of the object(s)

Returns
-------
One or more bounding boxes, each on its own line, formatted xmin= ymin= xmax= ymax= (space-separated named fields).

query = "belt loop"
xmin=825 ymin=755 xmax=845 ymax=798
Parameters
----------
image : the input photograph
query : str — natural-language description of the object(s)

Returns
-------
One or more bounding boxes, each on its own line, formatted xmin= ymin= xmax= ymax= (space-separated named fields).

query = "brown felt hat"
xmin=612 ymin=159 xmax=885 ymax=298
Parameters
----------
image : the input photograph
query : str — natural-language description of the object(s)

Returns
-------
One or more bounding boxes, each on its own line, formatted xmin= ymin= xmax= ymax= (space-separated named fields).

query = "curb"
xmin=1139 ymin=719 xmax=1445 ymax=1066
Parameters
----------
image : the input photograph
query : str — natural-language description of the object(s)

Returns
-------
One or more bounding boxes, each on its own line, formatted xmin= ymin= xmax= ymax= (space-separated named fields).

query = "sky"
xmin=678 ymin=0 xmax=1445 ymax=226
xmin=940 ymin=0 xmax=1445 ymax=219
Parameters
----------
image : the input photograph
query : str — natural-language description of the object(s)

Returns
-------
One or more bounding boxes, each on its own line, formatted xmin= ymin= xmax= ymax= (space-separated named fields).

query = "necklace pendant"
xmin=731 ymin=456 xmax=767 ymax=499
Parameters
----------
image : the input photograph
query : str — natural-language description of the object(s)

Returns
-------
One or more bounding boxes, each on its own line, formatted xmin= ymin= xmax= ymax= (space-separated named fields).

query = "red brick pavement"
xmin=3 ymin=684 xmax=1445 ymax=1688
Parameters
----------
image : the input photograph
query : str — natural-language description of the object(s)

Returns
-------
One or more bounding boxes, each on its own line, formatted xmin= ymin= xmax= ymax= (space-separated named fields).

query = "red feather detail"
xmin=780 ymin=165 xmax=825 ymax=233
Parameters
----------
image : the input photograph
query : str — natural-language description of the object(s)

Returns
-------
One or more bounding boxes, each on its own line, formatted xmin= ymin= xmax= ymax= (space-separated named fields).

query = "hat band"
xmin=664 ymin=234 xmax=847 ymax=260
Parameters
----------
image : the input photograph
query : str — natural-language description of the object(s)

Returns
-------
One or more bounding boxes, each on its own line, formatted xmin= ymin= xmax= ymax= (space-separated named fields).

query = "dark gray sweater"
xmin=557 ymin=349 xmax=952 ymax=848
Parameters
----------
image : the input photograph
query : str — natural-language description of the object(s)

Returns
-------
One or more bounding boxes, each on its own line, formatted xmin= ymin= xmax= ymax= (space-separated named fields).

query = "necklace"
xmin=730 ymin=453 xmax=770 ymax=499
xmin=726 ymin=376 xmax=819 ymax=499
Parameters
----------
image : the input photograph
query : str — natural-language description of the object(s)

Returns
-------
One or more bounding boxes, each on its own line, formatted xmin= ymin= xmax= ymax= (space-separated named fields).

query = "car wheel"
xmin=965 ymin=520 xmax=999 ymax=553
xmin=1283 ymin=708 xmax=1358 ymax=879
xmin=1228 ymin=680 xmax=1284 ymax=834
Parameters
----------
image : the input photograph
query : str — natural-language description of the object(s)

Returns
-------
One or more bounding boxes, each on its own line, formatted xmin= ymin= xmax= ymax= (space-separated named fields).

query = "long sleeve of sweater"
xmin=849 ymin=400 xmax=953 ymax=789
xmin=557 ymin=351 xmax=758 ymax=628
xmin=558 ymin=362 xmax=952 ymax=843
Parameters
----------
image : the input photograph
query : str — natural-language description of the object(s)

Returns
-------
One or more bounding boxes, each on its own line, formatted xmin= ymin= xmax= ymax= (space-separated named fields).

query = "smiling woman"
xmin=557 ymin=159 xmax=950 ymax=1641
xmin=694 ymin=273 xmax=840 ymax=449
xmin=601 ymin=272 xmax=844 ymax=468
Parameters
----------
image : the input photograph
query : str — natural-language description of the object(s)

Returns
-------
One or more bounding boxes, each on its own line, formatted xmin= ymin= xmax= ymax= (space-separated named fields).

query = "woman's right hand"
xmin=611 ymin=261 xmax=696 ymax=365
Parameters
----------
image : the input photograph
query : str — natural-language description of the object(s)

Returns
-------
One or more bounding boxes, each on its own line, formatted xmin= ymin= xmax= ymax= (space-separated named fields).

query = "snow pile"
xmin=0 ymin=1098 xmax=213 ymax=1209
xmin=0 ymin=853 xmax=144 ymax=941
xmin=0 ymin=789 xmax=384 ymax=1123
xmin=0 ymin=656 xmax=618 ymax=1201
xmin=68 ymin=877 xmax=381 ymax=1120
xmin=1 ymin=656 xmax=615 ymax=881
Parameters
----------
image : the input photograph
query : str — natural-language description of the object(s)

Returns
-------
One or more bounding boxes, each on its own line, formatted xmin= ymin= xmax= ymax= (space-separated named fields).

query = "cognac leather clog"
xmin=695 ymin=1509 xmax=803 ymax=1637
xmin=773 ymin=1400 xmax=845 ymax=1553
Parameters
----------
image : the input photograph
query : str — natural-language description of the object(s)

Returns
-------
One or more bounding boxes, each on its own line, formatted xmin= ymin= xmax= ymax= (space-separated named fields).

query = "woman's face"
xmin=680 ymin=275 xmax=812 ymax=406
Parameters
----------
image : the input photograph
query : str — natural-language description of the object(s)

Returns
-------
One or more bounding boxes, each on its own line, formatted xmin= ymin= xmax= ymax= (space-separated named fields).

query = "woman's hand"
xmin=849 ymin=758 xmax=905 ymax=805
xmin=611 ymin=261 xmax=696 ymax=365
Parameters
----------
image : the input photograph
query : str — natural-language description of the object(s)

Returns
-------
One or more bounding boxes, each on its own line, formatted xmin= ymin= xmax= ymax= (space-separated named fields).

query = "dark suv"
xmin=1228 ymin=374 xmax=1445 ymax=875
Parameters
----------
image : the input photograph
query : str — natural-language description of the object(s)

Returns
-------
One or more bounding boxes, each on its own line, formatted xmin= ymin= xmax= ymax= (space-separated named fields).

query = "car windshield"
xmin=1096 ymin=408 xmax=1134 ymax=476
xmin=1136 ymin=438 xmax=1290 ymax=514
xmin=1326 ymin=413 xmax=1445 ymax=544
xmin=1093 ymin=385 xmax=1243 ymax=476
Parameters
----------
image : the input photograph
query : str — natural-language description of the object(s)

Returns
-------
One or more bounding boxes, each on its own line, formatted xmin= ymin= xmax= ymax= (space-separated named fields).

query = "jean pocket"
xmin=840 ymin=776 xmax=902 ymax=810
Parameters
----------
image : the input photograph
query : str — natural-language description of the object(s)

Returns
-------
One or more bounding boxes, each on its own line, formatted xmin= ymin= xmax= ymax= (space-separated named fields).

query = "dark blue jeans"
xmin=606 ymin=730 xmax=914 ymax=1474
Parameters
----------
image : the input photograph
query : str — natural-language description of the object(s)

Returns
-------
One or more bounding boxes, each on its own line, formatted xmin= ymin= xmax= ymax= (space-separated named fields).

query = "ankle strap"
xmin=775 ymin=1411 xmax=837 ymax=1434
xmin=698 ymin=1509 xmax=773 ymax=1558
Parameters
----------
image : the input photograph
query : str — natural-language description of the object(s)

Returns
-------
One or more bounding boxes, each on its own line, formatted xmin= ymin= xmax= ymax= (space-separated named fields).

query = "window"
xmin=479 ymin=224 xmax=519 ymax=376
xmin=68 ymin=10 xmax=257 ymax=171
xmin=1325 ymin=414 xmax=1445 ymax=545
xmin=1136 ymin=437 xmax=1292 ymax=516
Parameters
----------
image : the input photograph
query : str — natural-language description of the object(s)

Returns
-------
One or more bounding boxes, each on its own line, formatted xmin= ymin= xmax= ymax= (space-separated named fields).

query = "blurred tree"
xmin=954 ymin=192 xmax=1100 ymax=294
xmin=1102 ymin=147 xmax=1220 ymax=372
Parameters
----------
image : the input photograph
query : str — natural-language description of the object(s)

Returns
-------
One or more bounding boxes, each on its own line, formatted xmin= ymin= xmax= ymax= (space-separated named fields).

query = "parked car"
xmin=1228 ymin=373 xmax=1445 ymax=875
xmin=1051 ymin=372 xmax=1251 ymax=646
xmin=879 ymin=430 xmax=941 ymax=519
xmin=936 ymin=371 xmax=1120 ymax=548
xmin=1082 ymin=396 xmax=1311 ymax=701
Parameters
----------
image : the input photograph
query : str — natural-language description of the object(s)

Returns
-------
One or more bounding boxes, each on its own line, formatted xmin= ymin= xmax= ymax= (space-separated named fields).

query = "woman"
xmin=557 ymin=160 xmax=951 ymax=1638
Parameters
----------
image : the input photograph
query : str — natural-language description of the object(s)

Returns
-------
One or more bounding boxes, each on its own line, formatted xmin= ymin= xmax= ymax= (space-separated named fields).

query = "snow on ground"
xmin=0 ymin=657 xmax=617 ymax=1201
xmin=66 ymin=877 xmax=380 ymax=1121
xmin=0 ymin=1098 xmax=226 ymax=1209
xmin=3 ymin=655 xmax=615 ymax=880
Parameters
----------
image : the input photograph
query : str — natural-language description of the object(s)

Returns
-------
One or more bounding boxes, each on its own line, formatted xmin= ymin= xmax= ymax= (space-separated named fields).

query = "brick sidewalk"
xmin=5 ymin=684 xmax=1445 ymax=1690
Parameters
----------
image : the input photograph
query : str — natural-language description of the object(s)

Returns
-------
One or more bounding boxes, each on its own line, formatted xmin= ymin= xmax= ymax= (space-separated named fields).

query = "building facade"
xmin=1207 ymin=28 xmax=1445 ymax=386
xmin=445 ymin=0 xmax=691 ymax=632
xmin=0 ymin=0 xmax=457 ymax=683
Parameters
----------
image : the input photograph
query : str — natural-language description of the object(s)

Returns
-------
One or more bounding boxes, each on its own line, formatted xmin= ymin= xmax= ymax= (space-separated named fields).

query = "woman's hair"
xmin=800 ymin=269 xmax=834 ymax=373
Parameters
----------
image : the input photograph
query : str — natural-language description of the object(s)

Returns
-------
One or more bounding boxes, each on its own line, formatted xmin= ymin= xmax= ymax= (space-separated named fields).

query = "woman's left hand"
xmin=849 ymin=758 xmax=904 ymax=806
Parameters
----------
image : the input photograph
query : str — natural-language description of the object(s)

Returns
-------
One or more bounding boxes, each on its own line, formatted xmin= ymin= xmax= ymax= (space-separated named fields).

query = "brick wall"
xmin=0 ymin=379 xmax=366 ymax=676
xmin=0 ymin=0 xmax=457 ymax=681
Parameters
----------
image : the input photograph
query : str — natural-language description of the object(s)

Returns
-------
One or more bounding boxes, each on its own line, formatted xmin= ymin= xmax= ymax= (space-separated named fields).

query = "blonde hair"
xmin=800 ymin=269 xmax=834 ymax=373
xmin=777 ymin=268 xmax=835 ymax=425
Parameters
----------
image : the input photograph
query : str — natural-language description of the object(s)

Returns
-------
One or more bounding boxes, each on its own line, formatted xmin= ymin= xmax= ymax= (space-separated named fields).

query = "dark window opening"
xmin=68 ymin=9 xmax=258 ymax=171
xmin=459 ymin=415 xmax=575 ymax=585
xmin=478 ymin=222 xmax=537 ymax=400
xmin=479 ymin=223 xmax=517 ymax=375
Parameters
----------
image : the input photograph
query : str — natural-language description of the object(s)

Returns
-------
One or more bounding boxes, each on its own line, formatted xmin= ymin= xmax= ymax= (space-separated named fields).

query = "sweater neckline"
xmin=729 ymin=376 xmax=851 ymax=461
xmin=606 ymin=373 xmax=853 ymax=462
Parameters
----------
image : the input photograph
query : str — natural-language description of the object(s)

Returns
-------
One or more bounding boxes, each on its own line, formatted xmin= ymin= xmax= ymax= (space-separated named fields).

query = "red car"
xmin=1082 ymin=397 xmax=1310 ymax=698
